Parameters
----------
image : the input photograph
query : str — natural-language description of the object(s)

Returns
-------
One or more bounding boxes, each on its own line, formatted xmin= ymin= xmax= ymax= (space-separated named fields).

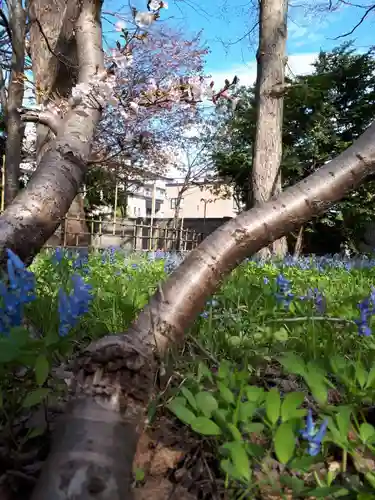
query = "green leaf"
xmin=34 ymin=354 xmax=50 ymax=386
xmin=221 ymin=441 xmax=250 ymax=482
xmin=245 ymin=386 xmax=264 ymax=403
xmin=274 ymin=422 xmax=295 ymax=464
xmin=134 ymin=468 xmax=145 ymax=482
xmin=335 ymin=406 xmax=352 ymax=442
xmin=266 ymin=388 xmax=280 ymax=425
xmin=330 ymin=355 xmax=348 ymax=375
xmin=0 ymin=339 xmax=18 ymax=363
xmin=278 ymin=353 xmax=306 ymax=376
xmin=360 ymin=422 xmax=375 ymax=443
xmin=289 ymin=455 xmax=318 ymax=471
xmin=217 ymin=381 xmax=235 ymax=405
xmin=190 ymin=416 xmax=222 ymax=436
xmin=355 ymin=361 xmax=367 ymax=389
xmin=10 ymin=327 xmax=30 ymax=347
xmin=220 ymin=458 xmax=243 ymax=482
xmin=180 ymin=387 xmax=197 ymax=411
xmin=217 ymin=361 xmax=231 ymax=380
xmin=304 ymin=372 xmax=328 ymax=405
xmin=281 ymin=392 xmax=305 ymax=422
xmin=0 ymin=390 xmax=3 ymax=409
xmin=22 ymin=388 xmax=51 ymax=408
xmin=306 ymin=486 xmax=349 ymax=497
xmin=273 ymin=327 xmax=289 ymax=342
xmin=167 ymin=398 xmax=195 ymax=425
xmin=213 ymin=408 xmax=229 ymax=426
xmin=238 ymin=401 xmax=257 ymax=422
xmin=197 ymin=362 xmax=213 ymax=383
xmin=226 ymin=422 xmax=242 ymax=441
xmin=365 ymin=364 xmax=375 ymax=389
xmin=279 ymin=475 xmax=304 ymax=493
xmin=195 ymin=391 xmax=218 ymax=417
xmin=27 ymin=426 xmax=46 ymax=439
xmin=243 ymin=422 xmax=265 ymax=434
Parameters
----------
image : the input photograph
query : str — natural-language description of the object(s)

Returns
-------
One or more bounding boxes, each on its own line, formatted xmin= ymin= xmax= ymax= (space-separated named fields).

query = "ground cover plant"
xmin=0 ymin=248 xmax=374 ymax=498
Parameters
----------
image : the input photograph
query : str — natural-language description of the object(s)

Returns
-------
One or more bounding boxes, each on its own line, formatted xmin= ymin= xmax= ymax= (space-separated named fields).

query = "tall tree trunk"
xmin=4 ymin=0 xmax=26 ymax=206
xmin=31 ymin=121 xmax=375 ymax=499
xmin=251 ymin=0 xmax=288 ymax=257
xmin=29 ymin=0 xmax=90 ymax=246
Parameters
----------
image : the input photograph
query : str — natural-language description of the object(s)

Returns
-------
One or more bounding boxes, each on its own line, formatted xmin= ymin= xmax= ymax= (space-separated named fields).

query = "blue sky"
xmin=103 ymin=0 xmax=375 ymax=87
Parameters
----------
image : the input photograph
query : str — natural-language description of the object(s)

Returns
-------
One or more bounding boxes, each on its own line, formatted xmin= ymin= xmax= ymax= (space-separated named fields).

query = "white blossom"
xmin=148 ymin=0 xmax=162 ymax=10
xmin=135 ymin=11 xmax=156 ymax=28
xmin=115 ymin=20 xmax=126 ymax=32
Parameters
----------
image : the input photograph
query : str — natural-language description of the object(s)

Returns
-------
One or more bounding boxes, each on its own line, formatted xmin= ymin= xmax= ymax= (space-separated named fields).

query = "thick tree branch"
xmin=32 ymin=120 xmax=375 ymax=499
xmin=19 ymin=107 xmax=63 ymax=135
xmin=0 ymin=0 xmax=104 ymax=266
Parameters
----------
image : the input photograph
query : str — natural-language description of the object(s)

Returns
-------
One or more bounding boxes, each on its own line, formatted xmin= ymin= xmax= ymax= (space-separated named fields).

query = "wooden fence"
xmin=45 ymin=216 xmax=204 ymax=251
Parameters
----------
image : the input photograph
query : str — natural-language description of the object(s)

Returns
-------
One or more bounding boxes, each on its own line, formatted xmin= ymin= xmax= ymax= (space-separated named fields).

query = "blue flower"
xmin=58 ymin=274 xmax=93 ymax=336
xmin=274 ymin=274 xmax=294 ymax=309
xmin=52 ymin=247 xmax=65 ymax=264
xmin=0 ymin=249 xmax=37 ymax=334
xmin=300 ymin=409 xmax=328 ymax=456
xmin=355 ymin=297 xmax=373 ymax=336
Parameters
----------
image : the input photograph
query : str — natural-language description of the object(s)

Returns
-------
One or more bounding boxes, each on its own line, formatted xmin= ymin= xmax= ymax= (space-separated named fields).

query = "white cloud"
xmin=208 ymin=52 xmax=317 ymax=88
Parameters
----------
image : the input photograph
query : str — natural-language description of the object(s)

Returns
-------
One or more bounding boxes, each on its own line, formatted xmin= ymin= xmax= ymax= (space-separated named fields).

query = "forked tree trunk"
xmin=29 ymin=0 xmax=90 ymax=246
xmin=0 ymin=0 xmax=104 ymax=266
xmin=30 ymin=121 xmax=375 ymax=499
xmin=252 ymin=0 xmax=288 ymax=257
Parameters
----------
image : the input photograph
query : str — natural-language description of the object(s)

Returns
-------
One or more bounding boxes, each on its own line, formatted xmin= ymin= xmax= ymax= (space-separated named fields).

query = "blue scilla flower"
xmin=53 ymin=247 xmax=65 ymax=264
xmin=275 ymin=274 xmax=294 ymax=309
xmin=0 ymin=249 xmax=37 ymax=334
xmin=300 ymin=409 xmax=328 ymax=457
xmin=6 ymin=249 xmax=35 ymax=302
xmin=300 ymin=287 xmax=326 ymax=314
xmin=58 ymin=274 xmax=93 ymax=337
xmin=354 ymin=297 xmax=373 ymax=336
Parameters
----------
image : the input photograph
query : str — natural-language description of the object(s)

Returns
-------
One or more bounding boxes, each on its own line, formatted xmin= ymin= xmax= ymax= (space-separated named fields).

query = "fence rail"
xmin=44 ymin=216 xmax=204 ymax=251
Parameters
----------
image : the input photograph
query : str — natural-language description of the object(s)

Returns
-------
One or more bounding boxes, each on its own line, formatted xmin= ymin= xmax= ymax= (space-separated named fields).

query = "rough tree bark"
xmin=4 ymin=0 xmax=26 ymax=206
xmin=30 ymin=121 xmax=375 ymax=499
xmin=251 ymin=0 xmax=288 ymax=257
xmin=0 ymin=0 xmax=104 ymax=266
xmin=29 ymin=0 xmax=90 ymax=246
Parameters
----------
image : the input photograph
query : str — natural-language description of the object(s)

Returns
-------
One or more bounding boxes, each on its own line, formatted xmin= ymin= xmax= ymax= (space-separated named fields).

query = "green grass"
xmin=3 ymin=248 xmax=375 ymax=498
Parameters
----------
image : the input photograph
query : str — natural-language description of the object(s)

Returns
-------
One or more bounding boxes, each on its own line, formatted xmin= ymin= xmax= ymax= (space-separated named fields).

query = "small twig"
xmin=266 ymin=316 xmax=355 ymax=324
xmin=6 ymin=470 xmax=36 ymax=483
xmin=186 ymin=333 xmax=219 ymax=364
xmin=333 ymin=4 xmax=375 ymax=39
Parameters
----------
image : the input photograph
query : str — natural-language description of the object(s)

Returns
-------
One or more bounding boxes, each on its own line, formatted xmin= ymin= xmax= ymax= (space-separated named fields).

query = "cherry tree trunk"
xmin=252 ymin=0 xmax=288 ymax=257
xmin=29 ymin=0 xmax=90 ymax=247
xmin=0 ymin=0 xmax=103 ymax=266
xmin=31 ymin=121 xmax=375 ymax=499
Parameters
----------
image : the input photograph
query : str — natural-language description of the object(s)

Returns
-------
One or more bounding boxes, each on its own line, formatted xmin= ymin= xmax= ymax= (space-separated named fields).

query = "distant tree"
xmin=213 ymin=42 xmax=375 ymax=252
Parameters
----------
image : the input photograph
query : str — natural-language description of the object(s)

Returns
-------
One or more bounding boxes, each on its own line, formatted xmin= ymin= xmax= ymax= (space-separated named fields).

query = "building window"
xmin=170 ymin=198 xmax=177 ymax=209
xmin=170 ymin=198 xmax=183 ymax=209
xmin=133 ymin=206 xmax=137 ymax=216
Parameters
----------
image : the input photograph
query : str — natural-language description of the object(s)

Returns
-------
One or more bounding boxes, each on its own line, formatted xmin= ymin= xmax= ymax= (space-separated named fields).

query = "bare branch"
xmin=334 ymin=3 xmax=375 ymax=39
xmin=18 ymin=107 xmax=63 ymax=134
